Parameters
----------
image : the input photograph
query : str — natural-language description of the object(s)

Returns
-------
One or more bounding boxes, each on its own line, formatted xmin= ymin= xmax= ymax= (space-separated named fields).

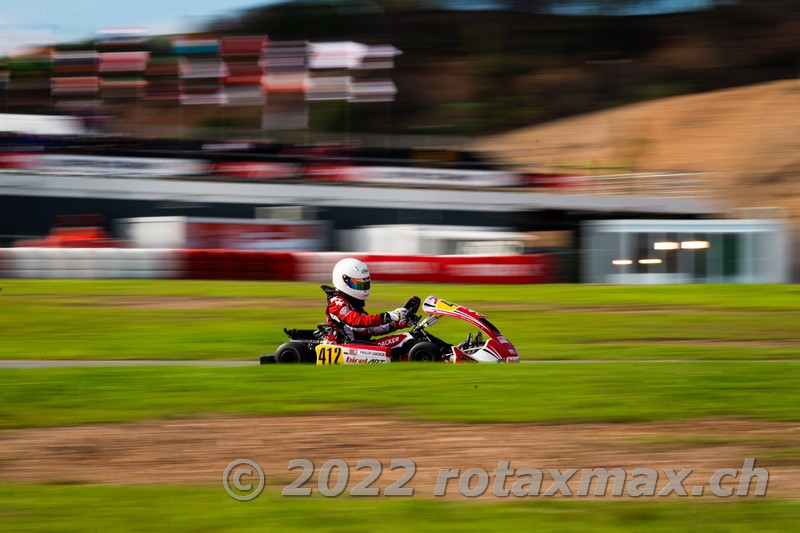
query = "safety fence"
xmin=0 ymin=248 xmax=555 ymax=283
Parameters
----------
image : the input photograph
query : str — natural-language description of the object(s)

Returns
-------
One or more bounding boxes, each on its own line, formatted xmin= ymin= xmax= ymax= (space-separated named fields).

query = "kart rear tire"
xmin=275 ymin=342 xmax=314 ymax=364
xmin=408 ymin=342 xmax=442 ymax=362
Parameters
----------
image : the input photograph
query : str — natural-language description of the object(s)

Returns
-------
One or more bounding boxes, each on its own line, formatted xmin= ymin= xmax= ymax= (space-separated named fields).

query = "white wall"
xmin=1 ymin=248 xmax=181 ymax=279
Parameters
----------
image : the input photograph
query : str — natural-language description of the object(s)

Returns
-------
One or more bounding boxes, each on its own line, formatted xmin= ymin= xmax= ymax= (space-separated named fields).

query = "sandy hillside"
xmin=477 ymin=80 xmax=800 ymax=218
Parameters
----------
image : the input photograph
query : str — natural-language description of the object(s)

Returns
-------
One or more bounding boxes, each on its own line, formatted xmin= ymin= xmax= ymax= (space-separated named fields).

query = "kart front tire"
xmin=275 ymin=342 xmax=314 ymax=364
xmin=408 ymin=342 xmax=442 ymax=362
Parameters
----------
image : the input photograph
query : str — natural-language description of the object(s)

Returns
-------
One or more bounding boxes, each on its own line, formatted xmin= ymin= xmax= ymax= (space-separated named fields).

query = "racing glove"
xmin=382 ymin=307 xmax=407 ymax=324
xmin=386 ymin=317 xmax=409 ymax=333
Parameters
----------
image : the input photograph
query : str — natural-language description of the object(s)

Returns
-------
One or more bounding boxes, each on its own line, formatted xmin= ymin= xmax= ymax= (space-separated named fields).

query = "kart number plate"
xmin=316 ymin=344 xmax=344 ymax=365
xmin=315 ymin=345 xmax=343 ymax=365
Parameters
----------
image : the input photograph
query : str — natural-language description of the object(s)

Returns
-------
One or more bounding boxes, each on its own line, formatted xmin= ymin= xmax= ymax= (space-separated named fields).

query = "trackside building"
xmin=582 ymin=219 xmax=790 ymax=284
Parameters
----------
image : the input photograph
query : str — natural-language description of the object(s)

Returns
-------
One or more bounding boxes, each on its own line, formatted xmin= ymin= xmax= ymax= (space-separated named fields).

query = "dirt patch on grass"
xmin=590 ymin=339 xmax=800 ymax=347
xmin=19 ymin=294 xmax=321 ymax=310
xmin=6 ymin=294 xmax=324 ymax=309
xmin=473 ymin=303 xmax=742 ymax=314
xmin=1 ymin=415 xmax=798 ymax=498
xmin=78 ymin=295 xmax=265 ymax=309
xmin=548 ymin=306 xmax=744 ymax=314
xmin=7 ymin=293 xmax=264 ymax=309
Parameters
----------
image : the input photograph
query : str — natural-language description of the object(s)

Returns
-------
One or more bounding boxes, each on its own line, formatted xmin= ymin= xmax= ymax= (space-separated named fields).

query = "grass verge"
xmin=1 ymin=280 xmax=800 ymax=360
xmin=1 ymin=483 xmax=798 ymax=532
xmin=2 ymin=363 xmax=799 ymax=428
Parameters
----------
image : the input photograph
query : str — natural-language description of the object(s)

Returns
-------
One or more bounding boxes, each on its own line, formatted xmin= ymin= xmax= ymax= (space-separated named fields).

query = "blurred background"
xmin=3 ymin=5 xmax=800 ymax=525
xmin=0 ymin=0 xmax=797 ymax=284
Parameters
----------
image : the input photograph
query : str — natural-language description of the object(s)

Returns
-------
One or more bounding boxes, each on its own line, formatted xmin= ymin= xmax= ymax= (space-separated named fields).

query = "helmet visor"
xmin=343 ymin=275 xmax=370 ymax=291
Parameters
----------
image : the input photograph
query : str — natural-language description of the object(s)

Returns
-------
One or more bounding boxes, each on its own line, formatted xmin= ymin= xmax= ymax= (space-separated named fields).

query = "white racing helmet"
xmin=332 ymin=257 xmax=371 ymax=301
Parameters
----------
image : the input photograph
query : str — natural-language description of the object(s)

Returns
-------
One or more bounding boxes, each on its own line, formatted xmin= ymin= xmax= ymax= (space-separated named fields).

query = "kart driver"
xmin=322 ymin=257 xmax=410 ymax=343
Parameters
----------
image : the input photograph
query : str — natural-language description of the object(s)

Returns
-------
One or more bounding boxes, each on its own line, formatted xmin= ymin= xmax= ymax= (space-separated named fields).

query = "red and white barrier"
xmin=180 ymin=250 xmax=297 ymax=280
xmin=295 ymin=253 xmax=553 ymax=284
xmin=210 ymin=161 xmax=299 ymax=179
xmin=0 ymin=248 xmax=555 ymax=283
xmin=1 ymin=248 xmax=182 ymax=279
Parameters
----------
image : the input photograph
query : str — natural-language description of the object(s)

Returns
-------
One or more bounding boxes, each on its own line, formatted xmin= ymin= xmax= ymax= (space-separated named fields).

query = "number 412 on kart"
xmin=315 ymin=345 xmax=343 ymax=365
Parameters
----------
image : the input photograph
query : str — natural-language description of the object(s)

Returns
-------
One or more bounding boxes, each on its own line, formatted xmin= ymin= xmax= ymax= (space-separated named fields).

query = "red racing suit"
xmin=322 ymin=285 xmax=400 ymax=343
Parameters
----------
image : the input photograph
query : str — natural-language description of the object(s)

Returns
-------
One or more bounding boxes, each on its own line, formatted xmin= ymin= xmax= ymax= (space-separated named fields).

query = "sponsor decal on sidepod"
xmin=345 ymin=355 xmax=388 ymax=364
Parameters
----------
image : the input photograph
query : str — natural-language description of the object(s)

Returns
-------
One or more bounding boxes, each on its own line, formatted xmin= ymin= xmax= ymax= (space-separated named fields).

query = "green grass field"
xmin=2 ymin=484 xmax=799 ymax=532
xmin=2 ymin=363 xmax=800 ymax=428
xmin=2 ymin=280 xmax=799 ymax=360
xmin=2 ymin=280 xmax=799 ymax=531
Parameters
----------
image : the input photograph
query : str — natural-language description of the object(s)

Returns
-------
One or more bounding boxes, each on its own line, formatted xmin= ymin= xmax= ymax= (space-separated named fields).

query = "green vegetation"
xmin=2 ymin=483 xmax=799 ymax=533
xmin=1 ymin=280 xmax=799 ymax=361
xmin=2 ymin=280 xmax=799 ymax=531
xmin=2 ymin=362 xmax=800 ymax=428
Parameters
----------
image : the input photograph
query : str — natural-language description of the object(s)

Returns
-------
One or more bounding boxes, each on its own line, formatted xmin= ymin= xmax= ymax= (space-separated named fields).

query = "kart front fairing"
xmin=419 ymin=296 xmax=520 ymax=363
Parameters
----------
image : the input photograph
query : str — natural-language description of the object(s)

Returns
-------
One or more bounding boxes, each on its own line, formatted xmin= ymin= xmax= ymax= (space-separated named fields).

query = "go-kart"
xmin=259 ymin=295 xmax=520 ymax=364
